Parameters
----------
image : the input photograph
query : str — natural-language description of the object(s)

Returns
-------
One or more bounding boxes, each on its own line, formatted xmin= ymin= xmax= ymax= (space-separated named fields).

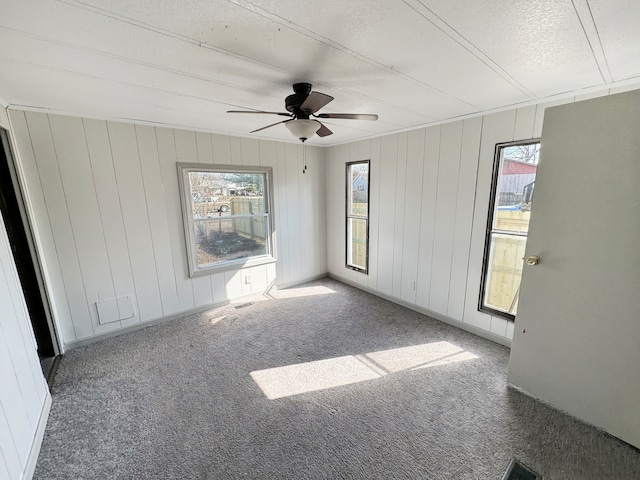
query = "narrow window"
xmin=346 ymin=161 xmax=370 ymax=273
xmin=178 ymin=164 xmax=275 ymax=276
xmin=480 ymin=141 xmax=540 ymax=320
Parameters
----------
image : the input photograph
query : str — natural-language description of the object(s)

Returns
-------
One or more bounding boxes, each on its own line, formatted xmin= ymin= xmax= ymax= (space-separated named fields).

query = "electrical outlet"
xmin=409 ymin=280 xmax=416 ymax=291
xmin=244 ymin=274 xmax=252 ymax=284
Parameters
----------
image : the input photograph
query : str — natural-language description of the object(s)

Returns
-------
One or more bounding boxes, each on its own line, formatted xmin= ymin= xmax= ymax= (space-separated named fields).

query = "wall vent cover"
xmin=503 ymin=458 xmax=541 ymax=480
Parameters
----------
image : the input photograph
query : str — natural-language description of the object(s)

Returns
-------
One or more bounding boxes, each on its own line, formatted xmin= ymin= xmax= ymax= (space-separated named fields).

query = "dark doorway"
xmin=0 ymin=128 xmax=60 ymax=386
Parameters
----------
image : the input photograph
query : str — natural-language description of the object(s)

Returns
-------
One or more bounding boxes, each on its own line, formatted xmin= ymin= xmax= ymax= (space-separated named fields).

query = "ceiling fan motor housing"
xmin=285 ymin=82 xmax=313 ymax=117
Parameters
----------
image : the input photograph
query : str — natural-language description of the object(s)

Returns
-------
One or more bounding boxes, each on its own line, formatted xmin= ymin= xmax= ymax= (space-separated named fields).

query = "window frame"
xmin=177 ymin=163 xmax=275 ymax=277
xmin=478 ymin=139 xmax=540 ymax=321
xmin=345 ymin=160 xmax=370 ymax=274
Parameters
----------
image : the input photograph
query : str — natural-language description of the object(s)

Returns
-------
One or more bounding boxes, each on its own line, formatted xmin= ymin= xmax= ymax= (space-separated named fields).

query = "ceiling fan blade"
xmin=300 ymin=92 xmax=334 ymax=114
xmin=228 ymin=110 xmax=291 ymax=117
xmin=316 ymin=122 xmax=333 ymax=137
xmin=250 ymin=119 xmax=292 ymax=134
xmin=315 ymin=113 xmax=378 ymax=121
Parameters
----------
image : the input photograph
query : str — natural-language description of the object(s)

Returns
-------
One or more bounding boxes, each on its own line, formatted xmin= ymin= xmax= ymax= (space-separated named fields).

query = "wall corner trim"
xmin=328 ymin=272 xmax=512 ymax=348
xmin=23 ymin=391 xmax=52 ymax=480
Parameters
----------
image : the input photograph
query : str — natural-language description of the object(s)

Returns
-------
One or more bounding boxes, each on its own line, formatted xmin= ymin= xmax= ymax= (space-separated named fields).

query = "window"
xmin=178 ymin=163 xmax=274 ymax=276
xmin=480 ymin=141 xmax=540 ymax=320
xmin=346 ymin=161 xmax=370 ymax=273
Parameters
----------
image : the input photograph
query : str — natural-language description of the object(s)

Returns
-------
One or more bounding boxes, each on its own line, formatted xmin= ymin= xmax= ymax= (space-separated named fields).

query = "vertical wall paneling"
xmin=338 ymin=145 xmax=349 ymax=280
xmin=297 ymin=144 xmax=312 ymax=281
xmin=258 ymin=139 xmax=280 ymax=284
xmin=229 ymin=136 xmax=242 ymax=165
xmin=400 ymin=130 xmax=425 ymax=304
xmin=284 ymin=143 xmax=302 ymax=282
xmin=316 ymin=147 xmax=327 ymax=276
xmin=211 ymin=133 xmax=232 ymax=164
xmin=196 ymin=132 xmax=214 ymax=164
xmin=84 ymin=119 xmax=139 ymax=327
xmin=463 ymin=110 xmax=516 ymax=332
xmin=303 ymin=148 xmax=316 ymax=278
xmin=192 ymin=258 xmax=213 ymax=307
xmin=324 ymin=147 xmax=337 ymax=275
xmin=240 ymin=137 xmax=259 ymax=166
xmin=0 ymin=428 xmax=13 ymax=478
xmin=10 ymin=111 xmax=327 ymax=346
xmin=368 ymin=137 xmax=381 ymax=290
xmin=26 ymin=112 xmax=94 ymax=339
xmin=325 ymin=103 xmax=570 ymax=342
xmin=415 ymin=126 xmax=441 ymax=310
xmin=275 ymin=142 xmax=291 ymax=284
xmin=135 ymin=124 xmax=180 ymax=316
xmin=429 ymin=122 xmax=463 ymax=314
xmin=108 ymin=121 xmax=163 ymax=322
xmin=49 ymin=116 xmax=118 ymax=334
xmin=210 ymin=272 xmax=227 ymax=303
xmin=513 ymin=105 xmax=537 ymax=141
xmin=157 ymin=127 xmax=195 ymax=312
xmin=366 ymin=137 xmax=381 ymax=291
xmin=376 ymin=134 xmax=399 ymax=295
xmin=224 ymin=268 xmax=243 ymax=299
xmin=8 ymin=111 xmax=75 ymax=343
xmin=391 ymin=133 xmax=408 ymax=297
xmin=447 ymin=117 xmax=483 ymax=321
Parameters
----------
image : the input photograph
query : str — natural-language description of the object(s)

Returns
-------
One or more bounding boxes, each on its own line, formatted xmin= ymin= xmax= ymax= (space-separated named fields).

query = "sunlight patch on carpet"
xmin=251 ymin=341 xmax=478 ymax=399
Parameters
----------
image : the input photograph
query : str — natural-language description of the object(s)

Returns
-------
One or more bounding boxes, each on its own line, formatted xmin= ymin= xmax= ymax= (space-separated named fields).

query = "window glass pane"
xmin=347 ymin=218 xmax=367 ymax=270
xmin=493 ymin=144 xmax=539 ymax=233
xmin=483 ymin=233 xmax=527 ymax=315
xmin=189 ymin=171 xmax=266 ymax=217
xmin=349 ymin=163 xmax=369 ymax=216
xmin=194 ymin=217 xmax=267 ymax=267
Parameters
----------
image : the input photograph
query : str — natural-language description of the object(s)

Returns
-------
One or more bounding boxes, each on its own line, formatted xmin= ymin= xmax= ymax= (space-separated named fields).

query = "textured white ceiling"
xmin=1 ymin=0 xmax=639 ymax=145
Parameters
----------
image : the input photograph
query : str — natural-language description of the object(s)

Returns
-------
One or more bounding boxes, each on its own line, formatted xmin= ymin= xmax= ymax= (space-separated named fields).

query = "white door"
xmin=507 ymin=90 xmax=640 ymax=449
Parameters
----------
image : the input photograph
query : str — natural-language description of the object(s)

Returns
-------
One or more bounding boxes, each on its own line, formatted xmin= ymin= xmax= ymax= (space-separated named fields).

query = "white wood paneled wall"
xmin=8 ymin=111 xmax=326 ymax=347
xmin=0 ymin=211 xmax=50 ymax=480
xmin=326 ymin=95 xmax=618 ymax=343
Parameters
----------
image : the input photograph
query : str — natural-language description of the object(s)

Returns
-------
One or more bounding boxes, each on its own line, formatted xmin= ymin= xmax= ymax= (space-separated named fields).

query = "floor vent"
xmin=503 ymin=458 xmax=541 ymax=480
xmin=234 ymin=302 xmax=253 ymax=309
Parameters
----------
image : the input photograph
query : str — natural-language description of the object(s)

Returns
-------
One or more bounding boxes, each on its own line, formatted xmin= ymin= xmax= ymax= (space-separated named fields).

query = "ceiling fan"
xmin=227 ymin=83 xmax=378 ymax=142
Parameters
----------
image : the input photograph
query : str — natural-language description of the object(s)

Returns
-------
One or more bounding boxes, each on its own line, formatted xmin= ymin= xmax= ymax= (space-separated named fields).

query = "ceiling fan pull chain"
xmin=302 ymin=144 xmax=307 ymax=174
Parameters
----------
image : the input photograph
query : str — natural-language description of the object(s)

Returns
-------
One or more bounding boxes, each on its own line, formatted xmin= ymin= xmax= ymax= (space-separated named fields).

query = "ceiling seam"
xmin=570 ymin=0 xmax=613 ymax=83
xmin=0 ymin=55 xmax=403 ymax=136
xmin=47 ymin=1 xmax=440 ymax=119
xmin=0 ymin=26 xmax=284 ymax=105
xmin=405 ymin=0 xmax=537 ymax=99
xmin=584 ymin=0 xmax=613 ymax=80
xmin=227 ymin=0 xmax=480 ymax=110
xmin=9 ymin=74 xmax=639 ymax=149
xmin=0 ymin=55 xmax=263 ymax=110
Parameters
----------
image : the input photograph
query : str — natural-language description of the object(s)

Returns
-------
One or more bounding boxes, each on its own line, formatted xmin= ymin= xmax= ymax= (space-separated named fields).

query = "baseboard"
xmin=23 ymin=391 xmax=51 ymax=480
xmin=64 ymin=273 xmax=330 ymax=351
xmin=328 ymin=273 xmax=512 ymax=348
xmin=65 ymin=299 xmax=232 ymax=350
xmin=276 ymin=273 xmax=328 ymax=290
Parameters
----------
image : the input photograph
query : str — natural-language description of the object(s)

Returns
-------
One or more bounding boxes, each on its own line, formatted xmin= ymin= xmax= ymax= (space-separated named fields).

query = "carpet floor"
xmin=34 ymin=278 xmax=640 ymax=479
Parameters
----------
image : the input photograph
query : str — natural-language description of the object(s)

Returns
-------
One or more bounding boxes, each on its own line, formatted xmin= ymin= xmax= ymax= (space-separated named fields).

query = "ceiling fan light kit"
xmin=227 ymin=83 xmax=378 ymax=142
xmin=285 ymin=119 xmax=320 ymax=142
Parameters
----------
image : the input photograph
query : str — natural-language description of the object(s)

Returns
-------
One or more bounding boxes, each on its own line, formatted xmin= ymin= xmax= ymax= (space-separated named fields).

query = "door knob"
xmin=526 ymin=256 xmax=540 ymax=266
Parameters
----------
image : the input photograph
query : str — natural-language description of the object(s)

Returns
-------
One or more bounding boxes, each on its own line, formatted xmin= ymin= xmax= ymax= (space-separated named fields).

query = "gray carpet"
xmin=35 ymin=279 xmax=640 ymax=479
